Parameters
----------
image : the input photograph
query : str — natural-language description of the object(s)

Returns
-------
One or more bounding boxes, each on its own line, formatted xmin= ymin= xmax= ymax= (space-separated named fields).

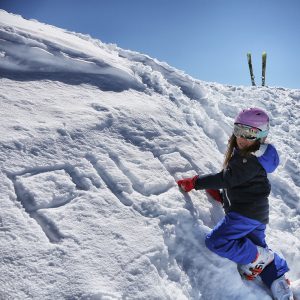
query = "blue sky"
xmin=1 ymin=0 xmax=300 ymax=89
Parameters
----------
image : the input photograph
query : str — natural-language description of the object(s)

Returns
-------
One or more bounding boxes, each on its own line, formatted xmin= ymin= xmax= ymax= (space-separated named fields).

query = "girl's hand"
xmin=177 ymin=175 xmax=199 ymax=192
xmin=206 ymin=189 xmax=223 ymax=203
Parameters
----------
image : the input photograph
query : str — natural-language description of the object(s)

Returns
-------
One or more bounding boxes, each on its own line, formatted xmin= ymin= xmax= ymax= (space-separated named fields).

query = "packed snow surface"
xmin=0 ymin=9 xmax=299 ymax=300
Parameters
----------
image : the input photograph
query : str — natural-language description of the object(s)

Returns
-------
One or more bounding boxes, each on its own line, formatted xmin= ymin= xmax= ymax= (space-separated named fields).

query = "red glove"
xmin=177 ymin=175 xmax=199 ymax=192
xmin=206 ymin=189 xmax=223 ymax=203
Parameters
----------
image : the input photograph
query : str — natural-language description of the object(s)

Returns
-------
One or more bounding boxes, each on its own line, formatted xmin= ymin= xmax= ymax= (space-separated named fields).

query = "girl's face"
xmin=236 ymin=136 xmax=257 ymax=150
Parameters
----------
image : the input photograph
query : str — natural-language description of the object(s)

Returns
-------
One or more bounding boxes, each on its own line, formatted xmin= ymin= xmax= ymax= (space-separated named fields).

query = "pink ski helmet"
xmin=234 ymin=108 xmax=269 ymax=139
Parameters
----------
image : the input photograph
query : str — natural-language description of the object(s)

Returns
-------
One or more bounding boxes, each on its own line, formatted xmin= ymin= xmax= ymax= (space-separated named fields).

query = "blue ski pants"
xmin=205 ymin=212 xmax=289 ymax=288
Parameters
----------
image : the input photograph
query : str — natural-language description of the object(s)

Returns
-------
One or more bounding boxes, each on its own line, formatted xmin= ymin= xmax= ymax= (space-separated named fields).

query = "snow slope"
xmin=0 ymin=9 xmax=299 ymax=300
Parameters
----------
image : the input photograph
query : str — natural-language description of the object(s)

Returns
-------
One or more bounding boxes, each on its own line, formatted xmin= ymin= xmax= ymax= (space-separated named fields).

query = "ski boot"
xmin=271 ymin=275 xmax=294 ymax=300
xmin=238 ymin=246 xmax=274 ymax=280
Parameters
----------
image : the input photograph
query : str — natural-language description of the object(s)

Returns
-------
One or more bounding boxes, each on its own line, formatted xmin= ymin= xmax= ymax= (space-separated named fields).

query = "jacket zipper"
xmin=224 ymin=188 xmax=231 ymax=207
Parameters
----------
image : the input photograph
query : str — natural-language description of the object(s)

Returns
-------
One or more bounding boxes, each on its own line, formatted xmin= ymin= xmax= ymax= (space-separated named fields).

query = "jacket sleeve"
xmin=194 ymin=155 xmax=261 ymax=190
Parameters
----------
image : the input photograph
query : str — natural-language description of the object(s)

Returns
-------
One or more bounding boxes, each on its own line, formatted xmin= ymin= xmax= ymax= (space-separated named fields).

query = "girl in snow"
xmin=177 ymin=108 xmax=293 ymax=300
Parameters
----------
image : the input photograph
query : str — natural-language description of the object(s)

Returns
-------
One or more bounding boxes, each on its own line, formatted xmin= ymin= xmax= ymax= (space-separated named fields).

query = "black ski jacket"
xmin=194 ymin=144 xmax=279 ymax=224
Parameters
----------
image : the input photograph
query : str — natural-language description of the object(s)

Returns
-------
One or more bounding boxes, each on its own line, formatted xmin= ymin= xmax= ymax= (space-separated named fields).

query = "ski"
xmin=247 ymin=52 xmax=256 ymax=86
xmin=262 ymin=51 xmax=267 ymax=86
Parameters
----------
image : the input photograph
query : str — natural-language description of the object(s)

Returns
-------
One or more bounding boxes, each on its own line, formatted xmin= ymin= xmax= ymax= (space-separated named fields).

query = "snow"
xmin=0 ymin=9 xmax=299 ymax=300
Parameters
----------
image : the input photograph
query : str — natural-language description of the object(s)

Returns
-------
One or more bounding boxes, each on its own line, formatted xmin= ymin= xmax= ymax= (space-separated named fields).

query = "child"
xmin=177 ymin=108 xmax=293 ymax=300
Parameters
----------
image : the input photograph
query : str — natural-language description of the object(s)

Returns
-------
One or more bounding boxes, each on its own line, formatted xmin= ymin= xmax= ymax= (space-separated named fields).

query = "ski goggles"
xmin=233 ymin=123 xmax=268 ymax=140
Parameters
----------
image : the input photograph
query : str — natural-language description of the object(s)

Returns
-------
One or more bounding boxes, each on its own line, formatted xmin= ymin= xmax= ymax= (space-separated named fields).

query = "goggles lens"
xmin=233 ymin=124 xmax=261 ymax=140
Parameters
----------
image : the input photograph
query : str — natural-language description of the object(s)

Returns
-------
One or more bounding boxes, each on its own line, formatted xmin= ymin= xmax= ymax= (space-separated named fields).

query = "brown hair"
xmin=223 ymin=134 xmax=261 ymax=168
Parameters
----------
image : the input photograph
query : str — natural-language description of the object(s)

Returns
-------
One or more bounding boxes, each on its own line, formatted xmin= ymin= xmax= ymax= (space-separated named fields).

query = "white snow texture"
xmin=0 ymin=9 xmax=299 ymax=300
